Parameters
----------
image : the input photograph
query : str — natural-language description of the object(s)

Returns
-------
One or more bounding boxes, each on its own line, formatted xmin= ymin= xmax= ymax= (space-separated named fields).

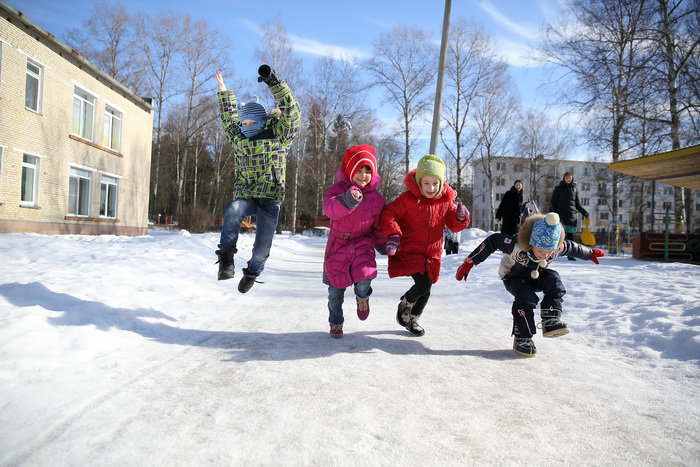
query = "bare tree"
xmin=65 ymin=0 xmax=143 ymax=93
xmin=303 ymin=55 xmax=369 ymax=215
xmin=174 ymin=16 xmax=232 ymax=216
xmin=538 ymin=0 xmax=650 ymax=222
xmin=634 ymin=0 xmax=700 ymax=232
xmin=366 ymin=25 xmax=437 ymax=172
xmin=253 ymin=17 xmax=304 ymax=231
xmin=473 ymin=66 xmax=520 ymax=230
xmin=441 ymin=18 xmax=500 ymax=200
xmin=515 ymin=109 xmax=569 ymax=206
xmin=134 ymin=10 xmax=187 ymax=218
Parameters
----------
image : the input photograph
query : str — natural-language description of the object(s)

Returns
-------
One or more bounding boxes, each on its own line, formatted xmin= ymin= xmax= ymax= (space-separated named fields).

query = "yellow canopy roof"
xmin=608 ymin=144 xmax=700 ymax=191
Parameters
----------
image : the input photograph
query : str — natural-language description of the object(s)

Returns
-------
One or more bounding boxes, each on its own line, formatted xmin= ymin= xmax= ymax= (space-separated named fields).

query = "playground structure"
xmin=603 ymin=210 xmax=699 ymax=263
xmin=631 ymin=211 xmax=699 ymax=262
xmin=603 ymin=220 xmax=634 ymax=256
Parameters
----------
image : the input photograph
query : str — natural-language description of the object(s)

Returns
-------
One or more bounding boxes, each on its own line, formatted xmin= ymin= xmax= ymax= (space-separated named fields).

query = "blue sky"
xmin=11 ymin=0 xmax=561 ymax=99
xmin=9 ymin=0 xmax=565 ymax=155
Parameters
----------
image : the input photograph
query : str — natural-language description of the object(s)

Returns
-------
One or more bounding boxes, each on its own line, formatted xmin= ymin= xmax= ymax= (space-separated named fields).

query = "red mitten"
xmin=590 ymin=248 xmax=605 ymax=264
xmin=455 ymin=259 xmax=474 ymax=281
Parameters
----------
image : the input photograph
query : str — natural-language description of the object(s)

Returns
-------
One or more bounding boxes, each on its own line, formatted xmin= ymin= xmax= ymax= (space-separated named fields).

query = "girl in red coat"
xmin=380 ymin=155 xmax=470 ymax=336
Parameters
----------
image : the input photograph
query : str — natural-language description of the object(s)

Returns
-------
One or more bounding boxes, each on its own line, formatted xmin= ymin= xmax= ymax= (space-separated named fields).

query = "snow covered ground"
xmin=1 ymin=228 xmax=698 ymax=466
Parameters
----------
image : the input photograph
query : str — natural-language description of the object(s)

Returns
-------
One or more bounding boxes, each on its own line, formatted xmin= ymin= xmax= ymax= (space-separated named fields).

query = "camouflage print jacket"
xmin=217 ymin=81 xmax=301 ymax=201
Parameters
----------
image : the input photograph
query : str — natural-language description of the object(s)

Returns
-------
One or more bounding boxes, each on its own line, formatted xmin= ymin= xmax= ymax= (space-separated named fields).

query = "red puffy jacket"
xmin=380 ymin=170 xmax=470 ymax=284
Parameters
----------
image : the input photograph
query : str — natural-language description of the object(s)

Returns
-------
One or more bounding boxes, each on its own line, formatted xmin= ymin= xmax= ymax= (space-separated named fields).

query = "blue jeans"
xmin=328 ymin=279 xmax=373 ymax=325
xmin=218 ymin=198 xmax=281 ymax=276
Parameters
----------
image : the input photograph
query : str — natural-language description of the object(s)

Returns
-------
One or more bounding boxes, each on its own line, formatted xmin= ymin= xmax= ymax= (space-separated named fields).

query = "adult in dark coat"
xmin=495 ymin=180 xmax=523 ymax=235
xmin=549 ymin=172 xmax=589 ymax=260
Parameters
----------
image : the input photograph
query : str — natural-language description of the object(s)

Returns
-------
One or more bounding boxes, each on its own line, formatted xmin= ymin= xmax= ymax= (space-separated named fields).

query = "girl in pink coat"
xmin=380 ymin=154 xmax=470 ymax=336
xmin=323 ymin=145 xmax=386 ymax=338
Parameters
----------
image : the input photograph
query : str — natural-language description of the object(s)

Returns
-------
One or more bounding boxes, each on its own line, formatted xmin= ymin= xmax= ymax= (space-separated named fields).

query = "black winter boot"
xmin=215 ymin=250 xmax=234 ymax=281
xmin=238 ymin=268 xmax=258 ymax=293
xmin=396 ymin=296 xmax=414 ymax=326
xmin=512 ymin=324 xmax=537 ymax=357
xmin=540 ymin=308 xmax=570 ymax=338
xmin=406 ymin=313 xmax=425 ymax=337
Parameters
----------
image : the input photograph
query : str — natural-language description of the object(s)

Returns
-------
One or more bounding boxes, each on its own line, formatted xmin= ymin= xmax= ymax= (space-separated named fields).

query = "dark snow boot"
xmin=512 ymin=324 xmax=536 ymax=357
xmin=238 ymin=268 xmax=258 ymax=294
xmin=215 ymin=250 xmax=234 ymax=281
xmin=540 ymin=308 xmax=570 ymax=338
xmin=396 ymin=296 xmax=415 ymax=327
xmin=406 ymin=313 xmax=425 ymax=337
xmin=513 ymin=337 xmax=537 ymax=357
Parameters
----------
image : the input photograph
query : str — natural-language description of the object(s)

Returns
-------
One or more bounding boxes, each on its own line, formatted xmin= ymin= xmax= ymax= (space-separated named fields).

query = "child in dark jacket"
xmin=380 ymin=154 xmax=470 ymax=337
xmin=456 ymin=212 xmax=605 ymax=357
xmin=323 ymin=145 xmax=386 ymax=339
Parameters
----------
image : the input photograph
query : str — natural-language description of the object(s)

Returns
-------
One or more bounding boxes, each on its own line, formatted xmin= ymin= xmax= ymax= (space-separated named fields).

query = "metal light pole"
xmin=429 ymin=0 xmax=452 ymax=156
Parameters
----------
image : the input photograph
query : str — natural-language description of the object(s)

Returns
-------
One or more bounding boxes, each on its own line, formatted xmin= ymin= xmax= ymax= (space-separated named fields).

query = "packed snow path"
xmin=1 ymin=230 xmax=698 ymax=466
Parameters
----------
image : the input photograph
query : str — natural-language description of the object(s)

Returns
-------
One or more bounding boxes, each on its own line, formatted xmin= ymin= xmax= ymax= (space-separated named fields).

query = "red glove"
xmin=455 ymin=259 xmax=474 ymax=281
xmin=590 ymin=248 xmax=605 ymax=264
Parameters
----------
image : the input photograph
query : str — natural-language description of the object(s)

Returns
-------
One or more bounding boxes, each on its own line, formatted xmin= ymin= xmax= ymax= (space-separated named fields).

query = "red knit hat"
xmin=342 ymin=145 xmax=377 ymax=180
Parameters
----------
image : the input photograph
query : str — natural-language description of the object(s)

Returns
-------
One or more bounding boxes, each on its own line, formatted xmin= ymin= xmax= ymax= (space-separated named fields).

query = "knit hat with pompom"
xmin=530 ymin=213 xmax=564 ymax=250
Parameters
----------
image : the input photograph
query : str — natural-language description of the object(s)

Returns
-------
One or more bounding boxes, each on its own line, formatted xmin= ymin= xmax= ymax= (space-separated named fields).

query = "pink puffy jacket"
xmin=322 ymin=170 xmax=386 ymax=289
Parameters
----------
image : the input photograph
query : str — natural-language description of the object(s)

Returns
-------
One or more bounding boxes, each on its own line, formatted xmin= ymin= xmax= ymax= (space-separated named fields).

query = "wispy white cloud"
xmin=237 ymin=18 xmax=369 ymax=61
xmin=288 ymin=34 xmax=370 ymax=60
xmin=477 ymin=0 xmax=539 ymax=41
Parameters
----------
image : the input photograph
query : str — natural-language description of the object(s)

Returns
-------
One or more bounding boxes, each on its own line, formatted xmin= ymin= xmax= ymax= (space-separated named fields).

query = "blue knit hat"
xmin=239 ymin=101 xmax=267 ymax=125
xmin=530 ymin=213 xmax=564 ymax=250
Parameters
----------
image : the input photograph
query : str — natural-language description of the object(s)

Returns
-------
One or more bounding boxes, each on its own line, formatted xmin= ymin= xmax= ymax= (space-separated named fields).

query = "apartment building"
xmin=0 ymin=1 xmax=154 ymax=236
xmin=470 ymin=156 xmax=696 ymax=234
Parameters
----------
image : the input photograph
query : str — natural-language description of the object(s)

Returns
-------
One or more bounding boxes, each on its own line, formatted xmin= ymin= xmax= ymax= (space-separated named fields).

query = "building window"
xmin=68 ymin=166 xmax=92 ymax=216
xmin=496 ymin=177 xmax=505 ymax=186
xmin=598 ymin=183 xmax=607 ymax=191
xmin=582 ymin=182 xmax=590 ymax=191
xmin=496 ymin=193 xmax=503 ymax=201
xmin=600 ymin=212 xmax=610 ymax=220
xmin=618 ymin=199 xmax=623 ymax=207
xmin=25 ymin=59 xmax=43 ymax=112
xmin=582 ymin=167 xmax=592 ymax=176
xmin=72 ymin=86 xmax=96 ymax=141
xmin=581 ymin=198 xmax=590 ymax=206
xmin=567 ymin=167 xmax=574 ymax=175
xmin=103 ymin=106 xmax=122 ymax=152
xmin=496 ymin=162 xmax=506 ymax=171
xmin=100 ymin=175 xmax=119 ymax=218
xmin=21 ymin=154 xmax=39 ymax=205
xmin=663 ymin=186 xmax=673 ymax=195
xmin=514 ymin=163 xmax=523 ymax=172
xmin=662 ymin=201 xmax=672 ymax=210
xmin=597 ymin=198 xmax=607 ymax=206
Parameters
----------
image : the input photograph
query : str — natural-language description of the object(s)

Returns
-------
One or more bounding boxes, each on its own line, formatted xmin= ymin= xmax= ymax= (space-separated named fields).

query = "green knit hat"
xmin=415 ymin=154 xmax=446 ymax=197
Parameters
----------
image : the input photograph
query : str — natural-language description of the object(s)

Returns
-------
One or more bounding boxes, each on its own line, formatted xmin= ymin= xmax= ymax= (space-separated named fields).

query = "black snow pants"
xmin=503 ymin=269 xmax=566 ymax=338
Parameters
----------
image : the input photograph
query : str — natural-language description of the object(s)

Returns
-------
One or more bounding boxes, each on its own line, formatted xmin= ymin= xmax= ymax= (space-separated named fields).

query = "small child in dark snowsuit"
xmin=455 ymin=212 xmax=605 ymax=357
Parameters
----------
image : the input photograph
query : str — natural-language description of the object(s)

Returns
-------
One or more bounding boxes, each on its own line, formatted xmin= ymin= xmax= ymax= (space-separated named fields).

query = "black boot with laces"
xmin=215 ymin=250 xmax=234 ymax=281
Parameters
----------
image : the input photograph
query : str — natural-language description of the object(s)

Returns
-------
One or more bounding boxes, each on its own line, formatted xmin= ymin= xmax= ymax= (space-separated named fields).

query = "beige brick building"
xmin=0 ymin=1 xmax=153 ymax=236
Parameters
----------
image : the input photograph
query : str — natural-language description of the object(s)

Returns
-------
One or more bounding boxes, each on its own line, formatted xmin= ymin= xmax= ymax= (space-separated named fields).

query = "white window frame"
xmin=25 ymin=58 xmax=43 ymax=113
xmin=103 ymin=104 xmax=123 ymax=152
xmin=68 ymin=165 xmax=94 ymax=217
xmin=72 ymin=85 xmax=96 ymax=141
xmin=99 ymin=172 xmax=120 ymax=219
xmin=21 ymin=153 xmax=41 ymax=206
